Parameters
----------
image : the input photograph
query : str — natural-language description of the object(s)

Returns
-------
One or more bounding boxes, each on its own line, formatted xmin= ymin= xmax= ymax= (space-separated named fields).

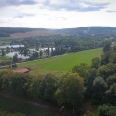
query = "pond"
xmin=6 ymin=52 xmax=29 ymax=59
xmin=0 ymin=45 xmax=24 ymax=48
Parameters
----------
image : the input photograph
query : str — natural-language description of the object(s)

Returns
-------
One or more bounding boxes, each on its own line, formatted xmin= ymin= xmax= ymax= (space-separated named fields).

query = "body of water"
xmin=6 ymin=52 xmax=29 ymax=59
xmin=0 ymin=45 xmax=24 ymax=48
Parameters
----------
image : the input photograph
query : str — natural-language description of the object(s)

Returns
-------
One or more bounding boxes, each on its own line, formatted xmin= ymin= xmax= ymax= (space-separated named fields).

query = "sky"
xmin=0 ymin=0 xmax=116 ymax=28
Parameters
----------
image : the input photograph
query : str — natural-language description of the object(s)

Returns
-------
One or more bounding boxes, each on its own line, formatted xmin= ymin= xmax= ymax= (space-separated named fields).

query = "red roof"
xmin=13 ymin=68 xmax=29 ymax=73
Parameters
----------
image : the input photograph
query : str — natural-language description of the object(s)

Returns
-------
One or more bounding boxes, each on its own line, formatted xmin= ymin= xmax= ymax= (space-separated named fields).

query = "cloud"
xmin=0 ymin=0 xmax=37 ymax=7
xmin=0 ymin=0 xmax=110 ymax=12
xmin=16 ymin=13 xmax=35 ymax=18
xmin=106 ymin=10 xmax=116 ymax=13
xmin=41 ymin=0 xmax=110 ymax=12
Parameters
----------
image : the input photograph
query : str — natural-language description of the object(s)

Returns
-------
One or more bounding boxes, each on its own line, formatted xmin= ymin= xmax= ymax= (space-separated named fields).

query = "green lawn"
xmin=18 ymin=48 xmax=102 ymax=74
xmin=0 ymin=56 xmax=11 ymax=62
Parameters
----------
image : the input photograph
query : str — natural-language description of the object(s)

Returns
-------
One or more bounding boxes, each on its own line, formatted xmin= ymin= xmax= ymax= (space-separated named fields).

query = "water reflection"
xmin=0 ymin=45 xmax=24 ymax=48
xmin=6 ymin=52 xmax=29 ymax=59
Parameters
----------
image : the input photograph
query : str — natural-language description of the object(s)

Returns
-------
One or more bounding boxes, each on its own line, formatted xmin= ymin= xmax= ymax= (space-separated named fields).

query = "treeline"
xmin=72 ymin=42 xmax=116 ymax=115
xmin=0 ymin=71 xmax=84 ymax=115
xmin=56 ymin=27 xmax=116 ymax=35
xmin=11 ymin=34 xmax=116 ymax=53
xmin=0 ymin=27 xmax=46 ymax=37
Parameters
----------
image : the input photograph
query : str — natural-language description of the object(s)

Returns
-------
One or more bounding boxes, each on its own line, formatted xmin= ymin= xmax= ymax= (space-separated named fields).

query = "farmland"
xmin=18 ymin=48 xmax=102 ymax=74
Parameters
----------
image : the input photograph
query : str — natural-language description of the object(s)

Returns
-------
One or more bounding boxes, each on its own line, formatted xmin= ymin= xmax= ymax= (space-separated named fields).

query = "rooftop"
xmin=13 ymin=68 xmax=29 ymax=73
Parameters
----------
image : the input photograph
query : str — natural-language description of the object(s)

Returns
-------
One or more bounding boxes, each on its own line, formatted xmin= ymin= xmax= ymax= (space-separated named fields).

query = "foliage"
xmin=72 ymin=63 xmax=90 ymax=79
xmin=55 ymin=72 xmax=84 ymax=113
xmin=98 ymin=63 xmax=116 ymax=79
xmin=98 ymin=104 xmax=116 ymax=116
xmin=84 ymin=68 xmax=98 ymax=99
xmin=0 ymin=108 xmax=25 ymax=116
xmin=13 ymin=53 xmax=18 ymax=63
xmin=91 ymin=77 xmax=108 ymax=104
xmin=91 ymin=57 xmax=100 ymax=69
xmin=1 ymin=49 xmax=6 ymax=56
xmin=38 ymin=73 xmax=58 ymax=101
xmin=103 ymin=83 xmax=116 ymax=105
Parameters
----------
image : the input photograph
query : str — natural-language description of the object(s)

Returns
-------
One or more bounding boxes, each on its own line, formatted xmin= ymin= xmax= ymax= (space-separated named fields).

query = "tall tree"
xmin=91 ymin=77 xmax=108 ymax=104
xmin=91 ymin=57 xmax=100 ymax=69
xmin=13 ymin=53 xmax=18 ymax=63
xmin=55 ymin=72 xmax=84 ymax=114
xmin=1 ymin=48 xmax=6 ymax=56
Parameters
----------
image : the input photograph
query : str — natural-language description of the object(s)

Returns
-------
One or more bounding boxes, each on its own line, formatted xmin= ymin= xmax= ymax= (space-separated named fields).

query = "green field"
xmin=18 ymin=48 xmax=102 ymax=74
xmin=0 ymin=37 xmax=12 ymax=40
xmin=0 ymin=37 xmax=12 ymax=46
xmin=0 ymin=56 xmax=11 ymax=62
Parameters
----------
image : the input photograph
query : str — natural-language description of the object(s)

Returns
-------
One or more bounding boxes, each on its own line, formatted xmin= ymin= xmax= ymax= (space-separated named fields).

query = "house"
xmin=13 ymin=68 xmax=30 ymax=73
xmin=17 ymin=58 xmax=22 ymax=63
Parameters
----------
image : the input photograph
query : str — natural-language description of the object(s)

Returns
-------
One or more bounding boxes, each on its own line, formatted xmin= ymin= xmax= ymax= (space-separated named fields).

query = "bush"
xmin=98 ymin=104 xmax=116 ymax=116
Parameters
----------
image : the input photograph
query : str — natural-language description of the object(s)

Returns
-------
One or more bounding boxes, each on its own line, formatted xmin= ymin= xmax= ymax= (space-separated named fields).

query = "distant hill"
xmin=0 ymin=27 xmax=116 ymax=39
xmin=56 ymin=27 xmax=116 ymax=35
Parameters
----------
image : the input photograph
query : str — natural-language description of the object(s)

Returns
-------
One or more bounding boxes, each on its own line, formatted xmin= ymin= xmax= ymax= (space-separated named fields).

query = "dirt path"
xmin=83 ymin=102 xmax=94 ymax=116
xmin=0 ymin=92 xmax=73 ymax=116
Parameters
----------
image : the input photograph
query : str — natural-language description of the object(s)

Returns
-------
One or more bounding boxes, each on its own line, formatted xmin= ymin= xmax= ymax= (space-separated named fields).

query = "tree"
xmin=85 ymin=68 xmax=97 ymax=99
xmin=72 ymin=63 xmax=90 ymax=79
xmin=23 ymin=48 xmax=28 ymax=57
xmin=91 ymin=77 xmax=108 ymax=104
xmin=98 ymin=63 xmax=116 ymax=80
xmin=106 ymin=73 xmax=116 ymax=87
xmin=55 ymin=72 xmax=84 ymax=114
xmin=101 ymin=52 xmax=110 ymax=65
xmin=103 ymin=41 xmax=111 ymax=53
xmin=27 ymin=75 xmax=43 ymax=99
xmin=40 ymin=50 xmax=43 ymax=58
xmin=6 ymin=47 xmax=10 ymax=54
xmin=104 ymin=83 xmax=116 ymax=105
xmin=98 ymin=104 xmax=116 ymax=116
xmin=13 ymin=53 xmax=18 ymax=63
xmin=39 ymin=73 xmax=58 ymax=101
xmin=47 ymin=46 xmax=49 ymax=56
xmin=1 ymin=48 xmax=6 ymax=56
xmin=91 ymin=57 xmax=100 ymax=69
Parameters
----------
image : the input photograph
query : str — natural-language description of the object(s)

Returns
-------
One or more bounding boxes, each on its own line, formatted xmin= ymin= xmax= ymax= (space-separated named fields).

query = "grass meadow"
xmin=18 ymin=48 xmax=102 ymax=75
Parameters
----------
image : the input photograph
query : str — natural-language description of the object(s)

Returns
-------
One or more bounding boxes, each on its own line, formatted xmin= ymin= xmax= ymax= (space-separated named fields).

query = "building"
xmin=13 ymin=68 xmax=30 ymax=73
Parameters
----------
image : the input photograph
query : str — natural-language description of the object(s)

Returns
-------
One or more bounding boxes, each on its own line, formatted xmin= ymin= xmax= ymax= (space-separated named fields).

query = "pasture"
xmin=18 ymin=48 xmax=102 ymax=74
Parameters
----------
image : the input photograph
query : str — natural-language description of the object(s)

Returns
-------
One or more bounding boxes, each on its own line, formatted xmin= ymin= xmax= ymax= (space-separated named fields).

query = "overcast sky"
xmin=0 ymin=0 xmax=116 ymax=28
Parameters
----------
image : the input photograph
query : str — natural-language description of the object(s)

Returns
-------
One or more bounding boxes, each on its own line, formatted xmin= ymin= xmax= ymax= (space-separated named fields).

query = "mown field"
xmin=18 ymin=48 xmax=102 ymax=75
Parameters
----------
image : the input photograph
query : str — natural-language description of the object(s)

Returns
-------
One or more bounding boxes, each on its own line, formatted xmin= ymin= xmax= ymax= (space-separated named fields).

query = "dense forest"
xmin=0 ymin=27 xmax=116 ymax=37
xmin=0 ymin=42 xmax=116 ymax=115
